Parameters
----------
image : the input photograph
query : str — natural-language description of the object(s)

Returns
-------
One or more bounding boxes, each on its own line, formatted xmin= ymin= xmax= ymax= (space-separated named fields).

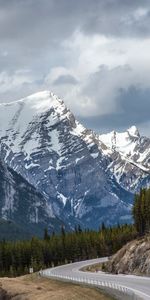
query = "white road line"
xmin=42 ymin=258 xmax=150 ymax=300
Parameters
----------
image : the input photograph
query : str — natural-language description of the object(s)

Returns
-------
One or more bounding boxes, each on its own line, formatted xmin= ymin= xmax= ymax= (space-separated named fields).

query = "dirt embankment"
xmin=105 ymin=235 xmax=150 ymax=275
xmin=0 ymin=273 xmax=114 ymax=300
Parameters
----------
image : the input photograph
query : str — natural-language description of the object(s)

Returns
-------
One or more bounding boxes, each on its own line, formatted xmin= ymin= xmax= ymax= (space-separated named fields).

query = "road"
xmin=42 ymin=258 xmax=150 ymax=300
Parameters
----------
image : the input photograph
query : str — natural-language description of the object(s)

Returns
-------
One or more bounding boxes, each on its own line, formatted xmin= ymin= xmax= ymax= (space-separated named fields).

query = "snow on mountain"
xmin=100 ymin=126 xmax=140 ymax=154
xmin=0 ymin=91 xmax=144 ymax=229
xmin=0 ymin=158 xmax=63 ymax=238
xmin=0 ymin=91 xmax=70 ymax=156
xmin=99 ymin=126 xmax=150 ymax=191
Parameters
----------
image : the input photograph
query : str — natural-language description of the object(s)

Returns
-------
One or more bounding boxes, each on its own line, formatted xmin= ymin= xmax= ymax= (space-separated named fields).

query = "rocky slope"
xmin=0 ymin=159 xmax=62 ymax=238
xmin=99 ymin=126 xmax=150 ymax=192
xmin=106 ymin=236 xmax=150 ymax=275
xmin=0 ymin=91 xmax=134 ymax=229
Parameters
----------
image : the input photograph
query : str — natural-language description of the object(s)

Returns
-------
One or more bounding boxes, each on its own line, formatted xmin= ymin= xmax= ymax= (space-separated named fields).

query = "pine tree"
xmin=44 ymin=228 xmax=50 ymax=241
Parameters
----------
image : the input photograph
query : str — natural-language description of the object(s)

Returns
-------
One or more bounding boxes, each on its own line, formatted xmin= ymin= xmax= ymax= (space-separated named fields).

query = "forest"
xmin=0 ymin=187 xmax=150 ymax=277
xmin=133 ymin=187 xmax=150 ymax=235
xmin=0 ymin=224 xmax=136 ymax=277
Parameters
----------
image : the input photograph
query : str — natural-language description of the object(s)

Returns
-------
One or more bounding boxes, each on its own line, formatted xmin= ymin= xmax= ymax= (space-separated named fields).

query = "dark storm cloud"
xmin=0 ymin=0 xmax=150 ymax=135
xmin=117 ymin=86 xmax=150 ymax=125
xmin=0 ymin=0 xmax=150 ymax=72
xmin=0 ymin=0 xmax=149 ymax=76
xmin=82 ymin=0 xmax=150 ymax=38
xmin=79 ymin=85 xmax=150 ymax=134
xmin=1 ymin=0 xmax=150 ymax=45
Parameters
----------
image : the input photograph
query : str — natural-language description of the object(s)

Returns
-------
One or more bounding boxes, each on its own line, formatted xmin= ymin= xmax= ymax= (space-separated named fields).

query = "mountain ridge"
xmin=99 ymin=125 xmax=150 ymax=192
xmin=0 ymin=90 xmax=149 ymax=230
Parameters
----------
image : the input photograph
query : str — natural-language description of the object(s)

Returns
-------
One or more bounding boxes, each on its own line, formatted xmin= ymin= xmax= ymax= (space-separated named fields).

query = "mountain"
xmin=99 ymin=126 xmax=150 ymax=192
xmin=0 ymin=91 xmax=140 ymax=229
xmin=0 ymin=158 xmax=62 ymax=238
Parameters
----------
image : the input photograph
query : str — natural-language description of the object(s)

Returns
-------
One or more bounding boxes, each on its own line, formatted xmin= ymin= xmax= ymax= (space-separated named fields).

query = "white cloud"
xmin=45 ymin=67 xmax=77 ymax=84
xmin=132 ymin=7 xmax=149 ymax=21
xmin=0 ymin=70 xmax=33 ymax=93
xmin=43 ymin=32 xmax=150 ymax=120
xmin=0 ymin=0 xmax=150 ymax=135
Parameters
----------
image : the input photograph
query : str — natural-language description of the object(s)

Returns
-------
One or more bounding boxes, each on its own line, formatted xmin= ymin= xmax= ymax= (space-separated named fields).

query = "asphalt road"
xmin=42 ymin=258 xmax=150 ymax=300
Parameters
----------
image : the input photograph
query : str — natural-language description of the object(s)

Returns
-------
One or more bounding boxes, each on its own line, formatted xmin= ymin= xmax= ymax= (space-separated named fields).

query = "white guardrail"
xmin=41 ymin=270 xmax=142 ymax=300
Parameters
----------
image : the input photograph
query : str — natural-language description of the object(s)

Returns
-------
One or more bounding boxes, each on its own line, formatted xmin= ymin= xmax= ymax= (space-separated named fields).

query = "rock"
xmin=0 ymin=159 xmax=63 ymax=238
xmin=106 ymin=236 xmax=150 ymax=275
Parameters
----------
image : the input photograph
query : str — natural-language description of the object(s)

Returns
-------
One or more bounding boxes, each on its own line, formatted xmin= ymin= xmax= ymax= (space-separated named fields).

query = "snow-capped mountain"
xmin=0 ymin=158 xmax=62 ymax=238
xmin=0 ymin=91 xmax=142 ymax=229
xmin=99 ymin=126 xmax=150 ymax=192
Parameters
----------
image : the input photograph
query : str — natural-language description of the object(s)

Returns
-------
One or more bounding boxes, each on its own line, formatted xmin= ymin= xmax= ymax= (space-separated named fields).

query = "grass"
xmin=0 ymin=272 xmax=115 ymax=300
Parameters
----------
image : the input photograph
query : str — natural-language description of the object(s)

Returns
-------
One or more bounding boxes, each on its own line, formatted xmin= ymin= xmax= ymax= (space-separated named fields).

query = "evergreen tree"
xmin=133 ymin=188 xmax=150 ymax=235
xmin=44 ymin=228 xmax=50 ymax=241
xmin=0 ymin=220 xmax=138 ymax=277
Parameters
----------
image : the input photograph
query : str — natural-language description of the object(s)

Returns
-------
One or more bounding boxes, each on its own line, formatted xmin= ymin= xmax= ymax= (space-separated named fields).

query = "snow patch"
xmin=57 ymin=192 xmax=68 ymax=206
xmin=91 ymin=152 xmax=99 ymax=159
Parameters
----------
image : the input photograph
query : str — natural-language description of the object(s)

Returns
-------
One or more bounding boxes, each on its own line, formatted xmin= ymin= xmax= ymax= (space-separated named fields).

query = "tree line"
xmin=0 ymin=224 xmax=136 ymax=277
xmin=1 ymin=187 xmax=150 ymax=277
xmin=133 ymin=187 xmax=150 ymax=236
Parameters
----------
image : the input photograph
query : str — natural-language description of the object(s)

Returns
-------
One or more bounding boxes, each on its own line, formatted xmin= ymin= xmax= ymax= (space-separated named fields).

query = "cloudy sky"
xmin=0 ymin=0 xmax=150 ymax=135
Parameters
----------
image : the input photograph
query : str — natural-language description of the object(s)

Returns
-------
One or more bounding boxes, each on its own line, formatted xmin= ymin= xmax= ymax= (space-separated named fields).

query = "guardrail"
xmin=41 ymin=270 xmax=142 ymax=300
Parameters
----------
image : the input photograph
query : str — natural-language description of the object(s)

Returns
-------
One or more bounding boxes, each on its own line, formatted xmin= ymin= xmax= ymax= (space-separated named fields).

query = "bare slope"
xmin=0 ymin=273 xmax=114 ymax=300
xmin=106 ymin=235 xmax=150 ymax=275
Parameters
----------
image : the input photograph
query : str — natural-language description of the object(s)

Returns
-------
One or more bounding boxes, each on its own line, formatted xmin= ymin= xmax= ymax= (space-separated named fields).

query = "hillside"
xmin=0 ymin=274 xmax=113 ymax=300
xmin=106 ymin=235 xmax=150 ymax=275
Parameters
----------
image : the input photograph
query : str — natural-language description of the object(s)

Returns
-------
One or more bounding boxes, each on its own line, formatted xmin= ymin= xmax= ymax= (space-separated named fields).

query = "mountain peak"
xmin=0 ymin=90 xmax=73 ymax=158
xmin=127 ymin=125 xmax=140 ymax=137
xmin=99 ymin=125 xmax=141 ymax=155
xmin=0 ymin=90 xmax=65 ymax=114
xmin=0 ymin=90 xmax=149 ymax=231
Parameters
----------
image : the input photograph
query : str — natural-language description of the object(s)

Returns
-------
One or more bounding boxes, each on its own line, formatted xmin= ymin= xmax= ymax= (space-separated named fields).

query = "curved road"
xmin=42 ymin=258 xmax=150 ymax=300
